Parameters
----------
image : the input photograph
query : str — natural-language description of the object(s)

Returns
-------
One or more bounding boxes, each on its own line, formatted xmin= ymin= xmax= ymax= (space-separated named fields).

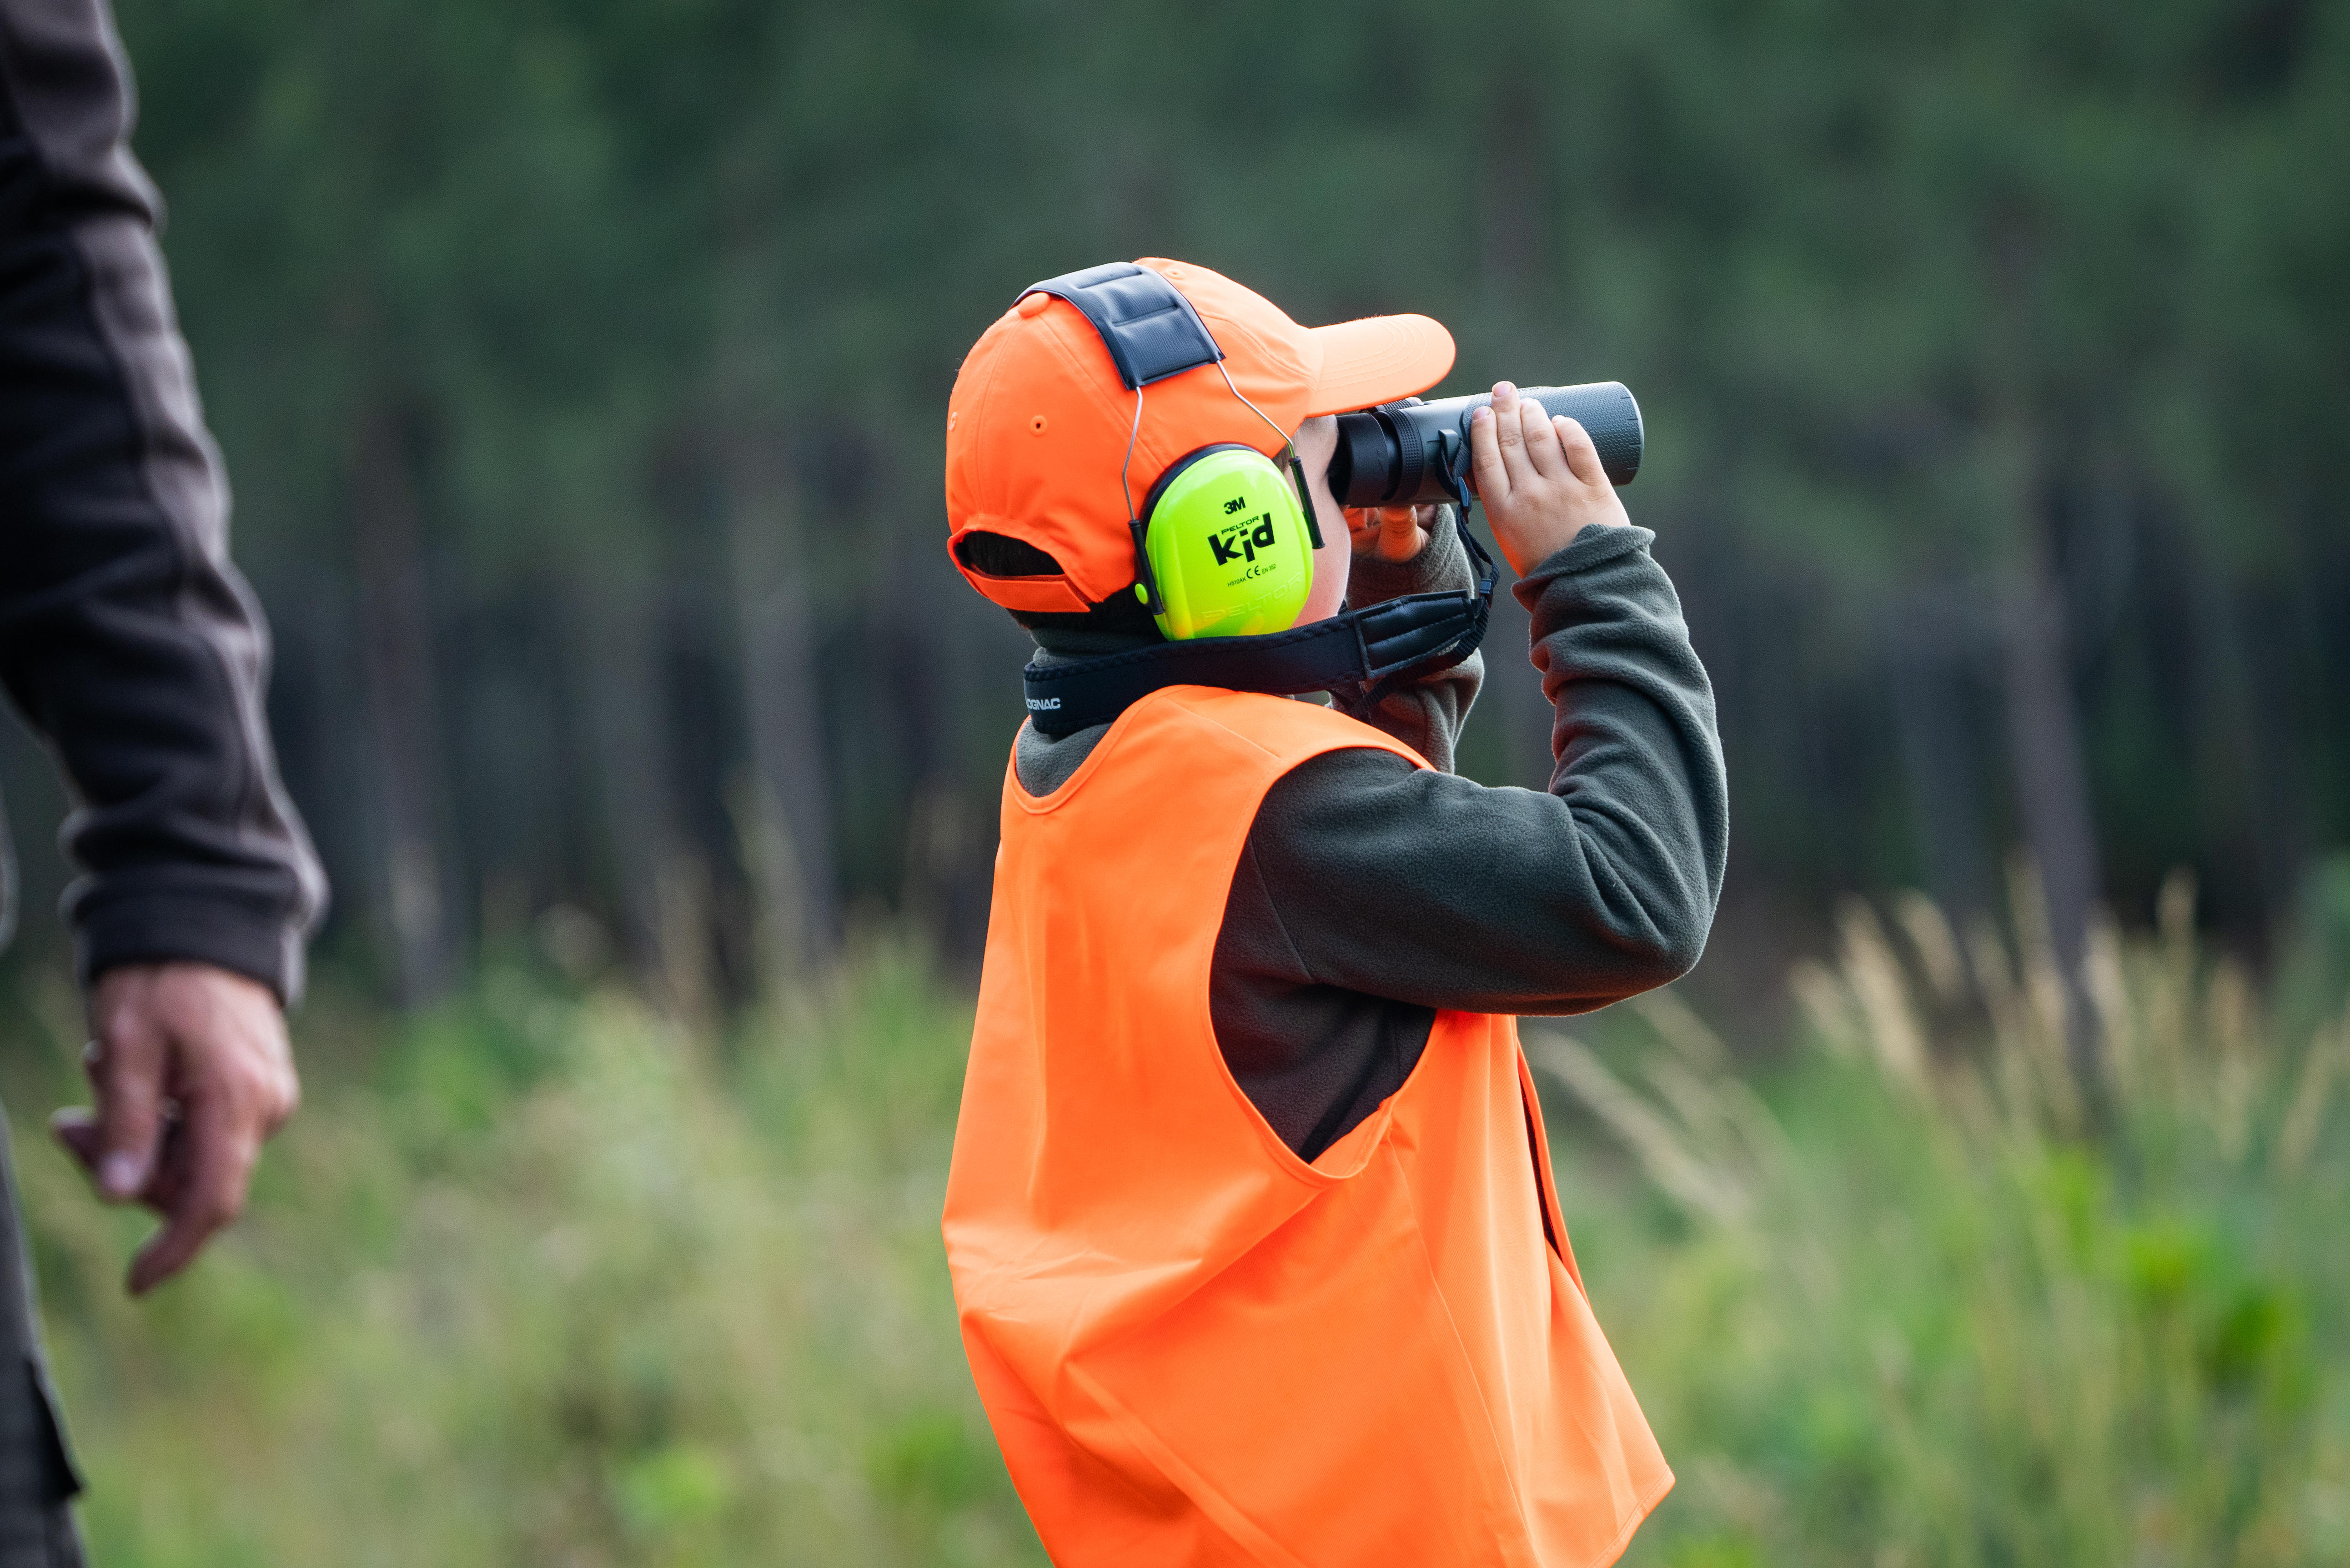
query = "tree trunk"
xmin=351 ymin=406 xmax=456 ymax=1006
xmin=1987 ymin=224 xmax=2108 ymax=1127
xmin=2184 ymin=538 xmax=2281 ymax=951
xmin=1999 ymin=522 xmax=2109 ymax=1126
xmin=724 ymin=436 xmax=836 ymax=995
xmin=870 ymin=462 xmax=954 ymax=935
xmin=1889 ymin=588 xmax=1992 ymax=925
xmin=572 ymin=576 xmax=710 ymax=1019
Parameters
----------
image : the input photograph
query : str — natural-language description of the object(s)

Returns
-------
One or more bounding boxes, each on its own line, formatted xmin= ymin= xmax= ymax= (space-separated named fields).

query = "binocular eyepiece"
xmin=1327 ymin=382 xmax=1643 ymax=508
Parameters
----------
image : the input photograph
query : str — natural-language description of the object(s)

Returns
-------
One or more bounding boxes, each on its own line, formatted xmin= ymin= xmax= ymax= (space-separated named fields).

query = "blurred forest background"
xmin=0 ymin=0 xmax=2339 ymax=1013
xmin=0 ymin=0 xmax=2345 ymax=1564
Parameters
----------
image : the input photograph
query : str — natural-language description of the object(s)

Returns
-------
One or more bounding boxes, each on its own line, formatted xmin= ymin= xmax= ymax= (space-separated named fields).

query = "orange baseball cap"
xmin=944 ymin=258 xmax=1455 ymax=613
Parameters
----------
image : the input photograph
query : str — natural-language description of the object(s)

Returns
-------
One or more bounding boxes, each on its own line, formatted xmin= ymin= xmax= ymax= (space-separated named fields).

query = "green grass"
xmin=14 ymin=939 xmax=1039 ymax=1568
xmin=5 ymin=877 xmax=2345 ymax=1566
xmin=1565 ymin=875 xmax=2350 ymax=1567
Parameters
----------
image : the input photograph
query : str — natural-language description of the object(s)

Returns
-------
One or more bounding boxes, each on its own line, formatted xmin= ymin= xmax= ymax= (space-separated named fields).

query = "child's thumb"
xmin=1380 ymin=506 xmax=1421 ymax=560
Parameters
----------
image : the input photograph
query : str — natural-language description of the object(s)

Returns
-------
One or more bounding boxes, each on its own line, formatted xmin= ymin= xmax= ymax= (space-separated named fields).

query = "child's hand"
xmin=1297 ymin=414 xmax=1436 ymax=564
xmin=1346 ymin=503 xmax=1439 ymax=564
xmin=1468 ymin=382 xmax=1631 ymax=576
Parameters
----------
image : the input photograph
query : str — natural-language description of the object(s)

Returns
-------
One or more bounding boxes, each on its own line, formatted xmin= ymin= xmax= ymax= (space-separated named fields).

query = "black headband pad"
xmin=1021 ymin=262 xmax=1224 ymax=391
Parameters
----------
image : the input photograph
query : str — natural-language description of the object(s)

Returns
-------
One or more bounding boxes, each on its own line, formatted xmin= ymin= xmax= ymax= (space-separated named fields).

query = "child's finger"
xmin=1468 ymin=406 xmax=1511 ymax=502
xmin=1554 ymin=417 xmax=1609 ymax=490
xmin=1490 ymin=383 xmax=1537 ymax=490
xmin=1520 ymin=398 xmax=1571 ymax=480
xmin=1378 ymin=506 xmax=1422 ymax=560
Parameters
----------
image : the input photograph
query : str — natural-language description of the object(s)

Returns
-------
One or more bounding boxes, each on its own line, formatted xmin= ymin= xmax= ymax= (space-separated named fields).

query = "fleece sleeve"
xmin=1240 ymin=523 xmax=1727 ymax=1014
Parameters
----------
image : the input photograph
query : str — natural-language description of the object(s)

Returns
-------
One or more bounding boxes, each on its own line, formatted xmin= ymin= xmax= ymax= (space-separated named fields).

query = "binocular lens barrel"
xmin=1328 ymin=382 xmax=1643 ymax=508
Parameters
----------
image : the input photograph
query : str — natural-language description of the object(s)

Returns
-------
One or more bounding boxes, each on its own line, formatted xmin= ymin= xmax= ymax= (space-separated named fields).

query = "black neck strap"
xmin=1022 ymin=507 xmax=1497 ymax=736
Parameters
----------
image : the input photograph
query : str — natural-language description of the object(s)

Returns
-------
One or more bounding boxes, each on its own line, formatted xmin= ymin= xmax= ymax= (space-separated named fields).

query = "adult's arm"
xmin=0 ymin=0 xmax=326 ymax=1001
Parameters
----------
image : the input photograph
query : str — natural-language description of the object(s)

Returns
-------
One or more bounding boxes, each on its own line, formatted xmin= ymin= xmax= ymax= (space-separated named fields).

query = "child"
xmin=941 ymin=258 xmax=1726 ymax=1566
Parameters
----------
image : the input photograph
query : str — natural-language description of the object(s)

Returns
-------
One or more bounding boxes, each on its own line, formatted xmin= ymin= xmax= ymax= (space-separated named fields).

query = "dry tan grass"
xmin=1534 ymin=871 xmax=2350 ymax=1567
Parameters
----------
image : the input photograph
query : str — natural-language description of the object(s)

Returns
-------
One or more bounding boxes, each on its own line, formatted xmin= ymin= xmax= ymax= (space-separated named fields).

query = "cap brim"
xmin=1302 ymin=313 xmax=1456 ymax=416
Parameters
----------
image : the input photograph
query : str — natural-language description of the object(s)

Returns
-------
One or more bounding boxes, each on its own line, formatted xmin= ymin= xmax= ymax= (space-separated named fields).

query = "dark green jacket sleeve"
xmin=1242 ymin=522 xmax=1727 ymax=1014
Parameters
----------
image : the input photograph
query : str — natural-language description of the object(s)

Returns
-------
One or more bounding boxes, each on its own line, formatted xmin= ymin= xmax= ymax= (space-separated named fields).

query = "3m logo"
xmin=1221 ymin=495 xmax=1247 ymax=515
xmin=1209 ymin=514 xmax=1276 ymax=566
xmin=1025 ymin=696 xmax=1062 ymax=712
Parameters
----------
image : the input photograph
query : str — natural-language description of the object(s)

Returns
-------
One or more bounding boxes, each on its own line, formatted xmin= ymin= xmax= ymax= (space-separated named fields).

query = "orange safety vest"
xmin=944 ymin=687 xmax=1671 ymax=1567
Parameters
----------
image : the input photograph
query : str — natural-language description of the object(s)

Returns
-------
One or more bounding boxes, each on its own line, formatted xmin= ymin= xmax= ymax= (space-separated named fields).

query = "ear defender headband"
xmin=1016 ymin=262 xmax=1495 ymax=736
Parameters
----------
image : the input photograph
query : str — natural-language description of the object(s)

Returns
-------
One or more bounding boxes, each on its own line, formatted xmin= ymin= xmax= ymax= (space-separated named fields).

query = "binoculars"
xmin=1327 ymin=383 xmax=1643 ymax=508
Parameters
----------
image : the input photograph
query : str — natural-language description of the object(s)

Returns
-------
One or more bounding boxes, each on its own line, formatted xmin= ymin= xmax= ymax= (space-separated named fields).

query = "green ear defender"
xmin=1018 ymin=263 xmax=1494 ymax=736
xmin=1135 ymin=444 xmax=1322 ymax=642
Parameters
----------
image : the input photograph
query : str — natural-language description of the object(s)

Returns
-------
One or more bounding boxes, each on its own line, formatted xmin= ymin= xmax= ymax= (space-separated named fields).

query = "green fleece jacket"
xmin=1017 ymin=516 xmax=1727 ymax=1160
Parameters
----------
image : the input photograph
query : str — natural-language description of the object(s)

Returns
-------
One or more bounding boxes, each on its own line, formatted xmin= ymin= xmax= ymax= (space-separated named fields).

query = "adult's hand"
xmin=1468 ymin=381 xmax=1632 ymax=577
xmin=51 ymin=962 xmax=297 ymax=1295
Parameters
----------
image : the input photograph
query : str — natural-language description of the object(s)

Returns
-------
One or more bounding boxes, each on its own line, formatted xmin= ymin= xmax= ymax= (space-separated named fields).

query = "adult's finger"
xmin=126 ymin=1090 xmax=253 ymax=1296
xmin=1554 ymin=416 xmax=1609 ymax=489
xmin=49 ymin=1111 xmax=117 ymax=1221
xmin=50 ymin=1109 xmax=100 ymax=1178
xmin=1469 ymin=406 xmax=1511 ymax=503
xmin=86 ymin=1010 xmax=167 ymax=1202
xmin=55 ymin=1109 xmax=187 ymax=1220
